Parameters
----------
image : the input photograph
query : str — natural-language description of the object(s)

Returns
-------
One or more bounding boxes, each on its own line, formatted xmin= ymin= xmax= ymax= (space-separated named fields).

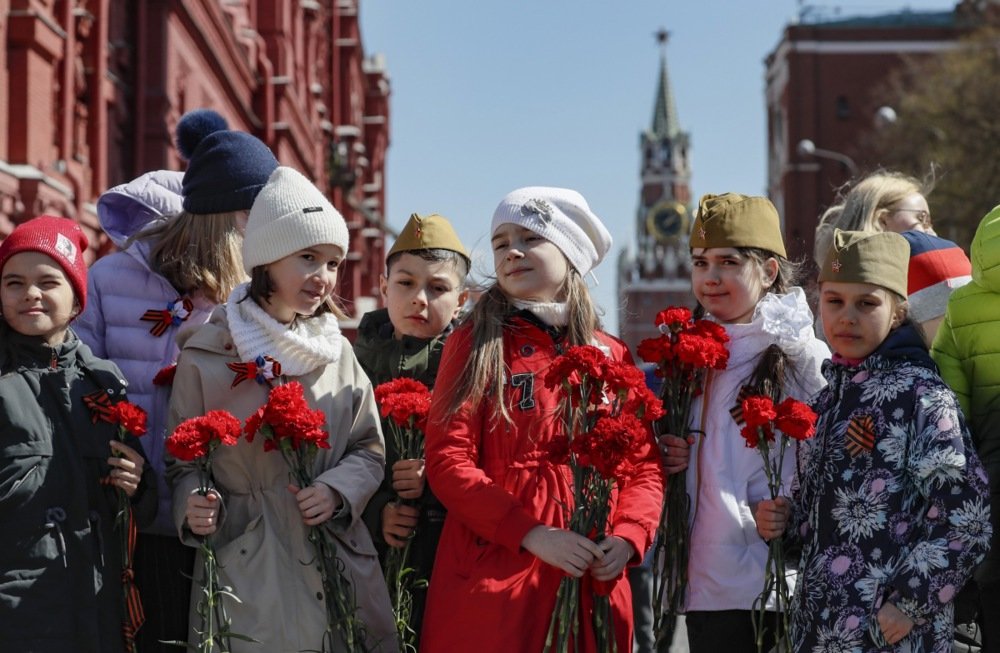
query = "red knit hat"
xmin=0 ymin=215 xmax=90 ymax=311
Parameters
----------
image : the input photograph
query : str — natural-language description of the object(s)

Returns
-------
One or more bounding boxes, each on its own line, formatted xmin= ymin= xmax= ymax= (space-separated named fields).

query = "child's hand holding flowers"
xmin=391 ymin=458 xmax=426 ymax=499
xmin=107 ymin=440 xmax=146 ymax=497
xmin=185 ymin=491 xmax=221 ymax=536
xmin=752 ymin=495 xmax=791 ymax=541
xmin=287 ymin=481 xmax=341 ymax=526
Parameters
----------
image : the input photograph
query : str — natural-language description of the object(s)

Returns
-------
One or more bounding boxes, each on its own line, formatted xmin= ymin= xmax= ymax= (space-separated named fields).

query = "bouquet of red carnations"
xmin=541 ymin=345 xmax=664 ymax=653
xmin=245 ymin=381 xmax=369 ymax=653
xmin=165 ymin=410 xmax=246 ymax=653
xmin=104 ymin=401 xmax=147 ymax=653
xmin=739 ymin=394 xmax=816 ymax=652
xmin=372 ymin=378 xmax=433 ymax=653
xmin=637 ymin=306 xmax=729 ymax=648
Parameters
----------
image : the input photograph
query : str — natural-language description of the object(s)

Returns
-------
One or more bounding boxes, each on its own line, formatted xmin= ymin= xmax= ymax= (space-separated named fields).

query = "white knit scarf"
xmin=225 ymin=283 xmax=342 ymax=377
xmin=511 ymin=299 xmax=569 ymax=327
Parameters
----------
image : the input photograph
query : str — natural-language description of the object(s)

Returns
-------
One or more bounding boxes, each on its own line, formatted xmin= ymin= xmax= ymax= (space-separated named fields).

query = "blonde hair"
xmin=134 ymin=210 xmax=247 ymax=303
xmin=440 ymin=266 xmax=599 ymax=421
xmin=814 ymin=171 xmax=925 ymax=265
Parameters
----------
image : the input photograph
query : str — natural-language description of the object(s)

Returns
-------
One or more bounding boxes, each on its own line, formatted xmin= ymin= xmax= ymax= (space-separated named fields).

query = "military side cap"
xmin=387 ymin=213 xmax=470 ymax=263
xmin=818 ymin=229 xmax=909 ymax=298
xmin=689 ymin=193 xmax=787 ymax=258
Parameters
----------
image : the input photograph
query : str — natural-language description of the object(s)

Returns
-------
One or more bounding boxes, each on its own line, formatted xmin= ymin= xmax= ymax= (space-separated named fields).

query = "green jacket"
xmin=931 ymin=204 xmax=1000 ymax=584
xmin=355 ymin=308 xmax=449 ymax=565
xmin=0 ymin=325 xmax=156 ymax=652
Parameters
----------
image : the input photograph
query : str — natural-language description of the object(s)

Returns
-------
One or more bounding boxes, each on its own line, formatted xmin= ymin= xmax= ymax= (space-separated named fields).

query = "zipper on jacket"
xmin=45 ymin=506 xmax=68 ymax=568
xmin=0 ymin=462 xmax=40 ymax=501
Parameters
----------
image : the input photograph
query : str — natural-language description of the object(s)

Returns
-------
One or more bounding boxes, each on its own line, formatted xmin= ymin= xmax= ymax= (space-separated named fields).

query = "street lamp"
xmin=797 ymin=139 xmax=859 ymax=177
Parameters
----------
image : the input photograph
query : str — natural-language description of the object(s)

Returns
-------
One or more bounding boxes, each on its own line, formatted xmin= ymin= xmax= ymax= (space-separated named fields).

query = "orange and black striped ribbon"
xmin=83 ymin=390 xmax=114 ymax=424
xmin=121 ymin=506 xmax=145 ymax=653
xmin=140 ymin=297 xmax=193 ymax=337
xmin=845 ymin=414 xmax=876 ymax=456
xmin=728 ymin=385 xmax=754 ymax=426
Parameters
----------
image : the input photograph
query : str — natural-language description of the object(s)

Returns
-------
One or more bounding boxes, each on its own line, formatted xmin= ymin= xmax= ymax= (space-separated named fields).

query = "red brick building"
xmin=765 ymin=5 xmax=967 ymax=263
xmin=0 ymin=0 xmax=390 ymax=324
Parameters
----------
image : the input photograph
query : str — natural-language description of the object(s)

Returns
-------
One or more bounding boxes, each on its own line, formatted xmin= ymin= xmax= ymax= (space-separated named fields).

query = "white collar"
xmin=511 ymin=299 xmax=569 ymax=327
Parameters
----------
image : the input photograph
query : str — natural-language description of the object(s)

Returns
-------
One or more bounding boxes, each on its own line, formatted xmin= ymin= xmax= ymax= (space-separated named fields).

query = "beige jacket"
xmin=167 ymin=307 xmax=396 ymax=652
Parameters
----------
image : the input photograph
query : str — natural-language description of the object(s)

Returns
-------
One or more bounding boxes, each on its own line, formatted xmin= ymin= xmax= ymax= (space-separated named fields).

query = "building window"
xmin=836 ymin=95 xmax=851 ymax=120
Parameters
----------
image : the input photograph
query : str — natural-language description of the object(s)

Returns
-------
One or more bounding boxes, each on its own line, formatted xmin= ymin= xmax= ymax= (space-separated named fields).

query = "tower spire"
xmin=651 ymin=28 xmax=680 ymax=139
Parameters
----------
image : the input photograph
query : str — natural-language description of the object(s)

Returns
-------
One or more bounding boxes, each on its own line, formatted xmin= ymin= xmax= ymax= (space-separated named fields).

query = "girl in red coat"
xmin=422 ymin=187 xmax=664 ymax=652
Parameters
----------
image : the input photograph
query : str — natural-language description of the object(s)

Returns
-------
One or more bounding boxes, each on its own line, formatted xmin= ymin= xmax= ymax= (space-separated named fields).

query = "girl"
xmin=660 ymin=193 xmax=830 ymax=653
xmin=421 ymin=186 xmax=664 ymax=652
xmin=813 ymin=170 xmax=935 ymax=268
xmin=0 ymin=216 xmax=155 ymax=652
xmin=812 ymin=171 xmax=970 ymax=346
xmin=76 ymin=108 xmax=278 ymax=650
xmin=756 ymin=229 xmax=991 ymax=652
xmin=167 ymin=166 xmax=396 ymax=652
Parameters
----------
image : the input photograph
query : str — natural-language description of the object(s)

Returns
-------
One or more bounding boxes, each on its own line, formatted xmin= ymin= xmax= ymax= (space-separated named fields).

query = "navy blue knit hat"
xmin=176 ymin=109 xmax=279 ymax=214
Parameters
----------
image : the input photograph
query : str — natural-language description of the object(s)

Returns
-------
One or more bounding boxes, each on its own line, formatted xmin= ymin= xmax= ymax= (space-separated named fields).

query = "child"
xmin=0 ymin=216 xmax=155 ymax=652
xmin=76 ymin=108 xmax=278 ymax=651
xmin=167 ymin=166 xmax=396 ymax=652
xmin=930 ymin=204 xmax=1000 ymax=651
xmin=756 ymin=229 xmax=991 ymax=652
xmin=356 ymin=212 xmax=470 ymax=643
xmin=813 ymin=170 xmax=934 ymax=269
xmin=659 ymin=193 xmax=830 ymax=653
xmin=421 ymin=186 xmax=664 ymax=652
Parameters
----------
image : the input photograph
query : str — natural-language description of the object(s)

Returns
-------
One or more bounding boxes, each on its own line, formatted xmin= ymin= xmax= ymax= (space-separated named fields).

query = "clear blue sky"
xmin=359 ymin=1 xmax=955 ymax=337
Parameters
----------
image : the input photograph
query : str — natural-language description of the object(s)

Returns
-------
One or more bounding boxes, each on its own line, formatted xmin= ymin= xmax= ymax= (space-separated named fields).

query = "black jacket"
xmin=0 ymin=325 xmax=156 ymax=653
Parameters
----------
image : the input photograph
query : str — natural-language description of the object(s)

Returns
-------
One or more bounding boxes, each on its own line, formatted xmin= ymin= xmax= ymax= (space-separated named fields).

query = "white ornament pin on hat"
xmin=521 ymin=198 xmax=554 ymax=222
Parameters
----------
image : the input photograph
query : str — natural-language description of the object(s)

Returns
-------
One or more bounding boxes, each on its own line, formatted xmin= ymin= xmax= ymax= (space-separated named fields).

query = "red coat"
xmin=422 ymin=316 xmax=664 ymax=652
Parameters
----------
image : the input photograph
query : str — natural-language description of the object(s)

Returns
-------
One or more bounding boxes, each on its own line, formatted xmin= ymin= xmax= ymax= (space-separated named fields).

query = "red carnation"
xmin=690 ymin=319 xmax=730 ymax=345
xmin=602 ymin=359 xmax=646 ymax=397
xmin=375 ymin=379 xmax=433 ymax=429
xmin=625 ymin=385 xmax=666 ymax=421
xmin=636 ymin=336 xmax=673 ymax=366
xmin=109 ymin=401 xmax=147 ymax=437
xmin=166 ymin=410 xmax=242 ymax=462
xmin=742 ymin=396 xmax=777 ymax=429
xmin=580 ymin=413 xmax=648 ymax=481
xmin=774 ymin=397 xmax=817 ymax=441
xmin=373 ymin=377 xmax=430 ymax=405
xmin=246 ymin=382 xmax=330 ymax=452
xmin=544 ymin=345 xmax=607 ymax=389
xmin=655 ymin=307 xmax=693 ymax=331
xmin=153 ymin=364 xmax=177 ymax=387
xmin=740 ymin=423 xmax=767 ymax=448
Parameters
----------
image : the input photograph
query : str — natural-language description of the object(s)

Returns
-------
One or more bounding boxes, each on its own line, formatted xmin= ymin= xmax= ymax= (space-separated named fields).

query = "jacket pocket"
xmin=0 ymin=456 xmax=45 ymax=503
xmin=216 ymin=513 xmax=265 ymax=568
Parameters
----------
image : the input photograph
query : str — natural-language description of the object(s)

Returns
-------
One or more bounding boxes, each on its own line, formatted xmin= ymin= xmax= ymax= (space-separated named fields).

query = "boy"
xmin=356 ymin=212 xmax=470 ymax=643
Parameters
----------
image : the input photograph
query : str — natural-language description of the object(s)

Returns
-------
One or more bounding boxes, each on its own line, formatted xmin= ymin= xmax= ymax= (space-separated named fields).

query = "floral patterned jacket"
xmin=789 ymin=324 xmax=991 ymax=653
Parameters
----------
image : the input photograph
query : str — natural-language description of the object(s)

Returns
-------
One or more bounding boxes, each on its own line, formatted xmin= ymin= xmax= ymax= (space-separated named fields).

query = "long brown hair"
xmin=440 ymin=265 xmax=599 ymax=421
xmin=737 ymin=247 xmax=804 ymax=401
xmin=134 ymin=210 xmax=247 ymax=303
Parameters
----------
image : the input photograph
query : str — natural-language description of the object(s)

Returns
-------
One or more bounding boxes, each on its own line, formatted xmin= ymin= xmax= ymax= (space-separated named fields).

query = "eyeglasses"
xmin=891 ymin=208 xmax=931 ymax=225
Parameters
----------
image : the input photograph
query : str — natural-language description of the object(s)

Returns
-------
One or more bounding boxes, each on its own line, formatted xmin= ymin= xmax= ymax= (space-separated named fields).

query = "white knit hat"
xmin=242 ymin=166 xmax=349 ymax=273
xmin=489 ymin=186 xmax=612 ymax=275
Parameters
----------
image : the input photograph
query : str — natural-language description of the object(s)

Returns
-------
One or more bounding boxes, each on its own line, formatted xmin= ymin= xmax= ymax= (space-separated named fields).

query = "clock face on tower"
xmin=645 ymin=200 xmax=689 ymax=244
